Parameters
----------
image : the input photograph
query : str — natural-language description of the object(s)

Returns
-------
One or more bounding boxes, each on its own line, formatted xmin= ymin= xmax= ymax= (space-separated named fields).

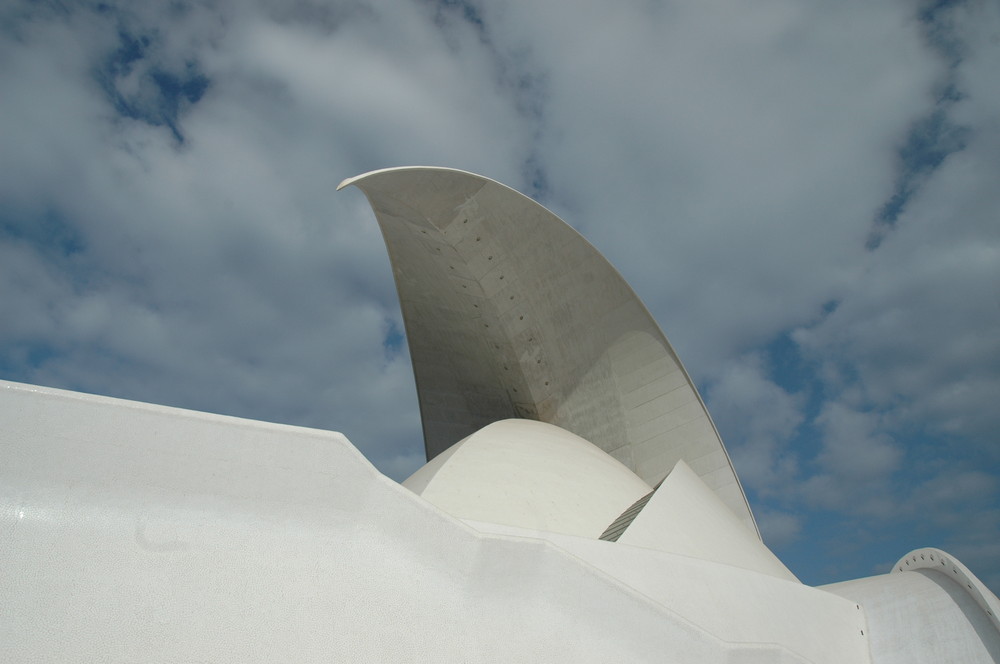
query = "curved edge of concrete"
xmin=340 ymin=166 xmax=759 ymax=539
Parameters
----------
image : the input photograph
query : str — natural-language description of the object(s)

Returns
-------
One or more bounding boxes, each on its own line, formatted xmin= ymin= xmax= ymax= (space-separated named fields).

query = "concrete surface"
xmin=403 ymin=418 xmax=652 ymax=538
xmin=339 ymin=166 xmax=758 ymax=537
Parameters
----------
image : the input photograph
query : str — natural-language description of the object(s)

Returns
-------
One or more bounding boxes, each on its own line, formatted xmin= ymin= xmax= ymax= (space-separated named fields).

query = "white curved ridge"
xmin=893 ymin=548 xmax=1000 ymax=634
xmin=823 ymin=547 xmax=1000 ymax=664
xmin=403 ymin=418 xmax=652 ymax=538
xmin=340 ymin=166 xmax=759 ymax=538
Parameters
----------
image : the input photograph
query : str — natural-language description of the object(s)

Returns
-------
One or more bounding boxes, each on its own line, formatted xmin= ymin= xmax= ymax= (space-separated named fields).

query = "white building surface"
xmin=2 ymin=167 xmax=998 ymax=662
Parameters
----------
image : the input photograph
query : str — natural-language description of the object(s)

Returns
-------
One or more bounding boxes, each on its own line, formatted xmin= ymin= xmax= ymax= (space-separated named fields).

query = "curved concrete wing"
xmin=823 ymin=548 xmax=1000 ymax=663
xmin=892 ymin=548 xmax=1000 ymax=634
xmin=340 ymin=166 xmax=759 ymax=537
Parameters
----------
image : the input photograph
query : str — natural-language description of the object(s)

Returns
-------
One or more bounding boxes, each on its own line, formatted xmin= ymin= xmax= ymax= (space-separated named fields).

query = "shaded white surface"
xmin=4 ymin=378 xmax=994 ymax=663
xmin=618 ymin=459 xmax=797 ymax=581
xmin=340 ymin=167 xmax=759 ymax=537
xmin=891 ymin=548 xmax=1000 ymax=634
xmin=824 ymin=562 xmax=1000 ymax=664
xmin=0 ymin=379 xmax=845 ymax=662
xmin=403 ymin=419 xmax=651 ymax=538
xmin=465 ymin=518 xmax=869 ymax=664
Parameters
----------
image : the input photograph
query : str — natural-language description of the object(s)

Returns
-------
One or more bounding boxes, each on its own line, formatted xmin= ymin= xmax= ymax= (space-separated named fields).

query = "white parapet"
xmin=1 ymin=379 xmax=871 ymax=663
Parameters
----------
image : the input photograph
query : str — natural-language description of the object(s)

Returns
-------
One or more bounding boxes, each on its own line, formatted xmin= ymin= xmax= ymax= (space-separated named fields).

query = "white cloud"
xmin=755 ymin=507 xmax=803 ymax=550
xmin=706 ymin=352 xmax=803 ymax=496
xmin=780 ymin=402 xmax=903 ymax=521
xmin=815 ymin=402 xmax=901 ymax=481
xmin=477 ymin=0 xmax=944 ymax=373
xmin=793 ymin=97 xmax=1000 ymax=451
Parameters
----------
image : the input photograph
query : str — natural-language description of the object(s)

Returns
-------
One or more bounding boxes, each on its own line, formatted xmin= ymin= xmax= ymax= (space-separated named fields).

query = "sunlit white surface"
xmin=403 ymin=419 xmax=651 ymax=538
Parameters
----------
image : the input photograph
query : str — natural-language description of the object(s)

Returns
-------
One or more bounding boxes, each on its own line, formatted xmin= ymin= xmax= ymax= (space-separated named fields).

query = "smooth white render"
xmin=823 ymin=550 xmax=1000 ymax=663
xmin=403 ymin=418 xmax=652 ymax=538
xmin=616 ymin=458 xmax=798 ymax=581
xmin=0 ymin=380 xmax=864 ymax=663
xmin=461 ymin=518 xmax=870 ymax=661
xmin=3 ymin=166 xmax=998 ymax=663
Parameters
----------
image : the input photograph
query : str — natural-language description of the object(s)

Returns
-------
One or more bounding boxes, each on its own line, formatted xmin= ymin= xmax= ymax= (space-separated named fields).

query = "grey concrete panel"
xmin=340 ymin=166 xmax=759 ymax=537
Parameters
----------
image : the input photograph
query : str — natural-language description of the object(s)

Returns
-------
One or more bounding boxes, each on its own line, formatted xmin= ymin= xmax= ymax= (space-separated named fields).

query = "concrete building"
xmin=2 ymin=167 xmax=997 ymax=662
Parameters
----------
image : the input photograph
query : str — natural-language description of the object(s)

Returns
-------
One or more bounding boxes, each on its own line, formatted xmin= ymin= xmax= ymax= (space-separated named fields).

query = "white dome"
xmin=403 ymin=419 xmax=652 ymax=538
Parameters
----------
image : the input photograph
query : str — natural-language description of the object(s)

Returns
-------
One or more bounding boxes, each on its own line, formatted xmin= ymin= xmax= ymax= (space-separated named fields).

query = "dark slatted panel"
xmin=599 ymin=489 xmax=655 ymax=542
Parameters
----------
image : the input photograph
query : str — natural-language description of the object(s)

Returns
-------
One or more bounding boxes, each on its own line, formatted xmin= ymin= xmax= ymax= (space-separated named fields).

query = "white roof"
xmin=404 ymin=418 xmax=652 ymax=539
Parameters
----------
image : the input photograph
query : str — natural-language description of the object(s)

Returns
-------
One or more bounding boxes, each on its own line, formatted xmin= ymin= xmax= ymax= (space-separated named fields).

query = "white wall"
xmin=0 ymin=380 xmax=852 ymax=662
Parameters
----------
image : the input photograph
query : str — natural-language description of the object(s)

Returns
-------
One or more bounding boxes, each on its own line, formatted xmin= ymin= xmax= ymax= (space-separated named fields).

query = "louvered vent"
xmin=599 ymin=489 xmax=655 ymax=542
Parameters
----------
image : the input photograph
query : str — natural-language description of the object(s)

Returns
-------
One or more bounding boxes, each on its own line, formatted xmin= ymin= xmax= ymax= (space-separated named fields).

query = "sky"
xmin=1 ymin=0 xmax=998 ymax=592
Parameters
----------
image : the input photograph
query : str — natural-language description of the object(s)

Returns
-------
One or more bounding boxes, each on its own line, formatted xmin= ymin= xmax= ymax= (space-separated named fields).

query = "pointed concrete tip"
xmin=336 ymin=175 xmax=359 ymax=191
xmin=338 ymin=167 xmax=477 ymax=192
xmin=337 ymin=168 xmax=395 ymax=191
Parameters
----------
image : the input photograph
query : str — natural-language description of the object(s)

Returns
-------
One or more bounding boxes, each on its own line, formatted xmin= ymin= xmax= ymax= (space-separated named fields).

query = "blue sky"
xmin=1 ymin=0 xmax=998 ymax=592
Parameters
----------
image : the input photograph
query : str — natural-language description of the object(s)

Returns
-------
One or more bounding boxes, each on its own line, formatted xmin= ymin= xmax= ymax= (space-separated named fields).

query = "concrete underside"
xmin=340 ymin=167 xmax=758 ymax=536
